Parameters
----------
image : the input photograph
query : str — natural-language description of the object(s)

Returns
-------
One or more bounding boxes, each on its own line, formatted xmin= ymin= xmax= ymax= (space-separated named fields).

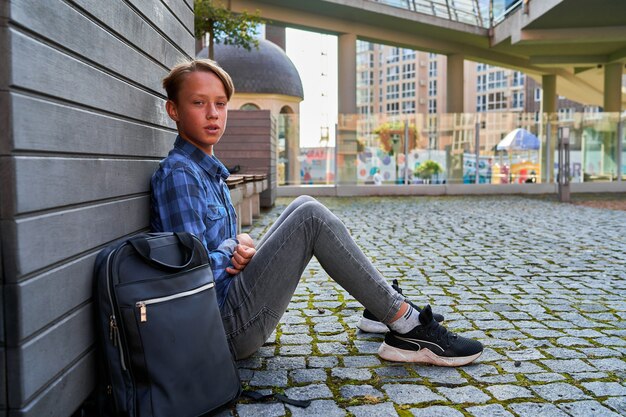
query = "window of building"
xmin=402 ymin=101 xmax=416 ymax=114
xmin=357 ymin=40 xmax=373 ymax=52
xmin=428 ymin=99 xmax=437 ymax=114
xmin=534 ymin=88 xmax=542 ymax=102
xmin=402 ymin=81 xmax=416 ymax=98
xmin=402 ymin=63 xmax=415 ymax=79
xmin=428 ymin=79 xmax=437 ymax=97
xmin=387 ymin=102 xmax=399 ymax=114
xmin=558 ymin=107 xmax=574 ymax=121
xmin=512 ymin=91 xmax=524 ymax=109
xmin=477 ymin=74 xmax=486 ymax=92
xmin=477 ymin=95 xmax=486 ymax=112
xmin=428 ymin=60 xmax=437 ymax=77
xmin=386 ymin=84 xmax=399 ymax=100
xmin=240 ymin=103 xmax=260 ymax=110
xmin=487 ymin=92 xmax=507 ymax=110
xmin=487 ymin=71 xmax=506 ymax=89
xmin=402 ymin=48 xmax=416 ymax=60
xmin=512 ymin=71 xmax=524 ymax=86
xmin=387 ymin=47 xmax=400 ymax=63
xmin=386 ymin=66 xmax=399 ymax=81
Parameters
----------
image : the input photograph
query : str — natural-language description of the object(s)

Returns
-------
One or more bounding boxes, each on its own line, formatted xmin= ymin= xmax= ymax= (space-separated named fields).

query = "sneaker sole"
xmin=377 ymin=342 xmax=482 ymax=367
xmin=356 ymin=317 xmax=389 ymax=333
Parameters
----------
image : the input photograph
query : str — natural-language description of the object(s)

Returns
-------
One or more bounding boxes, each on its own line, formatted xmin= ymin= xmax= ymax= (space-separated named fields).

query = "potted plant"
xmin=414 ymin=160 xmax=443 ymax=184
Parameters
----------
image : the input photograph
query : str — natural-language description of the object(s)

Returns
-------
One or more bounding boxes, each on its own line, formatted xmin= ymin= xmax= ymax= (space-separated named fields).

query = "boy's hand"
xmin=227 ymin=237 xmax=256 ymax=275
xmin=236 ymin=233 xmax=255 ymax=249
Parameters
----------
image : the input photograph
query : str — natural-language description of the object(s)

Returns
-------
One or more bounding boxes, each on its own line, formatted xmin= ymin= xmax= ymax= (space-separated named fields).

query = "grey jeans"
xmin=220 ymin=195 xmax=405 ymax=359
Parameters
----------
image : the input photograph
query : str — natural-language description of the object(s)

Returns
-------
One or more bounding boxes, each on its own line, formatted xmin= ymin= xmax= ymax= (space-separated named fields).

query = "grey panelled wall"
xmin=0 ymin=0 xmax=193 ymax=416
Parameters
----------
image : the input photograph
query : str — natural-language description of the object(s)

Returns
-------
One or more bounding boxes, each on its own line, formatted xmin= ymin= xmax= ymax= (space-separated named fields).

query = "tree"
xmin=194 ymin=0 xmax=265 ymax=59
xmin=373 ymin=121 xmax=419 ymax=154
xmin=415 ymin=160 xmax=443 ymax=180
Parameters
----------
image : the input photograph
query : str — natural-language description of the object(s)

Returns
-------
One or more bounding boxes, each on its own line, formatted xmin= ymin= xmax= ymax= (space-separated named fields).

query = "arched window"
xmin=240 ymin=103 xmax=260 ymax=111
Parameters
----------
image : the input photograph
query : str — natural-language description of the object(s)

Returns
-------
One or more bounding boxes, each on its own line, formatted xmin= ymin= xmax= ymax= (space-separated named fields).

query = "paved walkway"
xmin=224 ymin=196 xmax=626 ymax=417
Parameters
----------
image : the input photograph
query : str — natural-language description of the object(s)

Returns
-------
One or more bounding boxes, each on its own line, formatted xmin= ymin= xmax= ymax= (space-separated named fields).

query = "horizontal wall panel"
xmin=223 ymin=126 xmax=275 ymax=135
xmin=161 ymin=0 xmax=194 ymax=31
xmin=70 ymin=0 xmax=188 ymax=69
xmin=226 ymin=118 xmax=272 ymax=127
xmin=10 ymin=351 xmax=95 ymax=417
xmin=10 ymin=29 xmax=171 ymax=127
xmin=12 ymin=0 xmax=167 ymax=94
xmin=12 ymin=157 xmax=158 ymax=214
xmin=6 ymin=305 xmax=93 ymax=407
xmin=11 ymin=94 xmax=175 ymax=156
xmin=6 ymin=251 xmax=98 ymax=342
xmin=229 ymin=111 xmax=272 ymax=120
xmin=0 ymin=93 xmax=10 ymax=155
xmin=127 ymin=0 xmax=193 ymax=54
xmin=6 ymin=196 xmax=149 ymax=280
xmin=220 ymin=136 xmax=273 ymax=144
xmin=217 ymin=141 xmax=272 ymax=151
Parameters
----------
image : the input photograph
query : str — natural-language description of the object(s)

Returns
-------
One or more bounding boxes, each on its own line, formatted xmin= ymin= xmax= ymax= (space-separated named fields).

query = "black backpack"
xmin=93 ymin=232 xmax=241 ymax=417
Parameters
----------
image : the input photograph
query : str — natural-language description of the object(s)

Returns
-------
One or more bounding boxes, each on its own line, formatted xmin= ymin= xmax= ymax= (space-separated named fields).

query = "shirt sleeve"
xmin=152 ymin=166 xmax=237 ymax=293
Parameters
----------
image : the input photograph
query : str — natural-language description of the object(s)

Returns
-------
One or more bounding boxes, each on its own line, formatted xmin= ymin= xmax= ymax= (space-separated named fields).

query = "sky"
xmin=285 ymin=29 xmax=338 ymax=148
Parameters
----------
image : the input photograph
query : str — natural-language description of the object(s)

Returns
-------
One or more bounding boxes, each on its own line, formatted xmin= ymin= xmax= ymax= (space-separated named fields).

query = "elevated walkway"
xmin=231 ymin=0 xmax=626 ymax=110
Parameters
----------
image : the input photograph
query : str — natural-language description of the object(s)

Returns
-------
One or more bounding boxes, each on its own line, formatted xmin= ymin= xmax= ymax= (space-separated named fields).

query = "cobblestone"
xmin=410 ymin=406 xmax=464 ymax=417
xmin=232 ymin=196 xmax=626 ymax=416
xmin=347 ymin=402 xmax=398 ymax=417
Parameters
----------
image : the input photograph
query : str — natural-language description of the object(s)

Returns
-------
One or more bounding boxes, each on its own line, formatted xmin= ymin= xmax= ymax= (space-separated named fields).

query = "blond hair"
xmin=162 ymin=59 xmax=235 ymax=102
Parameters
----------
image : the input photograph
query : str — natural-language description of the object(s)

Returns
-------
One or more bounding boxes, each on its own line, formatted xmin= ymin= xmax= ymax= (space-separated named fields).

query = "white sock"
xmin=387 ymin=304 xmax=421 ymax=334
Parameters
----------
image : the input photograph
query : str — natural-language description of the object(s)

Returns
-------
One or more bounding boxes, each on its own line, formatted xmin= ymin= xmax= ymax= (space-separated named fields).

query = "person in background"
xmin=373 ymin=168 xmax=383 ymax=185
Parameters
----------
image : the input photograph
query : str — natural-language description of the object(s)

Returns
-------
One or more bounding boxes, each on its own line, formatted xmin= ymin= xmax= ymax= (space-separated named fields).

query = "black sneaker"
xmin=378 ymin=305 xmax=483 ymax=366
xmin=357 ymin=280 xmax=444 ymax=333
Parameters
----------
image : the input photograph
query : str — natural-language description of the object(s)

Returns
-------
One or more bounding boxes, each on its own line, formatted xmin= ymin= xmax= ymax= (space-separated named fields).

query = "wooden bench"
xmin=226 ymin=173 xmax=268 ymax=233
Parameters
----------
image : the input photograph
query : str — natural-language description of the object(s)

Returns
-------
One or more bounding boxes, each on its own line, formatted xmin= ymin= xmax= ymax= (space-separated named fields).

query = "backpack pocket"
xmin=116 ymin=265 xmax=240 ymax=417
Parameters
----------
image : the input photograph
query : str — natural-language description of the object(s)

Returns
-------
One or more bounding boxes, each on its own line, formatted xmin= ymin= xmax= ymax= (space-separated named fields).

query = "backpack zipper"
xmin=106 ymin=250 xmax=127 ymax=371
xmin=135 ymin=282 xmax=215 ymax=323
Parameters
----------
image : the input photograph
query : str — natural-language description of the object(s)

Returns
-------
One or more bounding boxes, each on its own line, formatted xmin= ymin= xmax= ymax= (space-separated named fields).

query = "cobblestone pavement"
xmin=220 ymin=196 xmax=626 ymax=417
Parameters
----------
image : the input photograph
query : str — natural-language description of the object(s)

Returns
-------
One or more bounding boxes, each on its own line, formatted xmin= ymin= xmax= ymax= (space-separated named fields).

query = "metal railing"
xmin=368 ymin=0 xmax=525 ymax=28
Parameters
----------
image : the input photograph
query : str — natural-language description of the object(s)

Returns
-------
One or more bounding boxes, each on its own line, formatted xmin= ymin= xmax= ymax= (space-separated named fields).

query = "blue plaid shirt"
xmin=151 ymin=136 xmax=238 ymax=306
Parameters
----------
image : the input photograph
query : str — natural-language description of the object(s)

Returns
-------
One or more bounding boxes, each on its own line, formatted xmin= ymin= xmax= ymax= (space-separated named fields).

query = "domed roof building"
xmin=197 ymin=38 xmax=303 ymax=116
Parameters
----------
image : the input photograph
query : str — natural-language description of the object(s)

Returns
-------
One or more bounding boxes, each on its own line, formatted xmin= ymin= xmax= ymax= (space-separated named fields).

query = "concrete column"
xmin=542 ymin=74 xmax=557 ymax=183
xmin=265 ymin=24 xmax=286 ymax=51
xmin=603 ymin=63 xmax=622 ymax=179
xmin=446 ymin=54 xmax=464 ymax=114
xmin=337 ymin=33 xmax=357 ymax=184
xmin=338 ymin=33 xmax=357 ymax=115
xmin=542 ymin=74 xmax=557 ymax=113
xmin=604 ymin=62 xmax=623 ymax=112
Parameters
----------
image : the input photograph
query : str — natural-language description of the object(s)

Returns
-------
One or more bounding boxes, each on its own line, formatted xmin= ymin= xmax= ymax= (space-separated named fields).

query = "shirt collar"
xmin=173 ymin=136 xmax=230 ymax=180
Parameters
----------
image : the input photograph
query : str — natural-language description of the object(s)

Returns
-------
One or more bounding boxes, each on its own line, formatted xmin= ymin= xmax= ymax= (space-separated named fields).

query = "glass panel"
xmin=366 ymin=0 xmax=487 ymax=28
xmin=621 ymin=114 xmax=626 ymax=181
xmin=278 ymin=111 xmax=623 ymax=187
xmin=579 ymin=112 xmax=620 ymax=181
